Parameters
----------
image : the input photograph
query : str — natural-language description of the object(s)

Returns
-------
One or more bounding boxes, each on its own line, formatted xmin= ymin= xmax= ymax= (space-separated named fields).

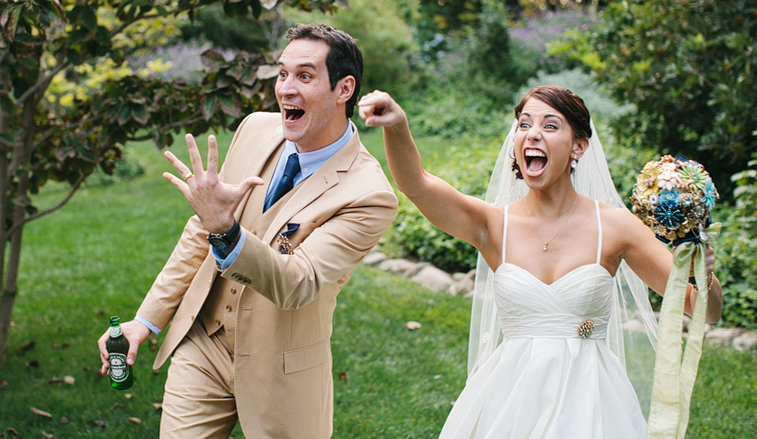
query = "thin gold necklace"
xmin=525 ymin=195 xmax=579 ymax=252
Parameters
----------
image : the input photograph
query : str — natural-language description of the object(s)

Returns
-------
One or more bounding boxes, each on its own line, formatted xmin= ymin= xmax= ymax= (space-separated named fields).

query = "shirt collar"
xmin=284 ymin=121 xmax=354 ymax=182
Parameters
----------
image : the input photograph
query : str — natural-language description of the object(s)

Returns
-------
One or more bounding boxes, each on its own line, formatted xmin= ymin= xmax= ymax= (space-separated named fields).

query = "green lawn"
xmin=0 ymin=129 xmax=755 ymax=438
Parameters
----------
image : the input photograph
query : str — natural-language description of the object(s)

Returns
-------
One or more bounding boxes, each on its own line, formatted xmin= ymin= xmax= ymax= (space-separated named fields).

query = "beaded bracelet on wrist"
xmin=688 ymin=272 xmax=715 ymax=290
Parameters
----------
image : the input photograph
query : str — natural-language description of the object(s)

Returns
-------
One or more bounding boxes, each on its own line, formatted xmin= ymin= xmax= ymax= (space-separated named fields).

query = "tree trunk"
xmin=0 ymin=85 xmax=37 ymax=359
xmin=0 ymin=68 xmax=11 ymax=360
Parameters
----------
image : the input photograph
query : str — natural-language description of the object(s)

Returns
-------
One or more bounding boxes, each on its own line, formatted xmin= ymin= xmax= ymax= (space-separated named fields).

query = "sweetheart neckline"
xmin=495 ymin=262 xmax=612 ymax=287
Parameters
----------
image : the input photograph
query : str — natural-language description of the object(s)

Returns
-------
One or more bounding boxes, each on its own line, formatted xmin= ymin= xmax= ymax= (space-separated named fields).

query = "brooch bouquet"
xmin=631 ymin=155 xmax=721 ymax=439
xmin=630 ymin=155 xmax=718 ymax=245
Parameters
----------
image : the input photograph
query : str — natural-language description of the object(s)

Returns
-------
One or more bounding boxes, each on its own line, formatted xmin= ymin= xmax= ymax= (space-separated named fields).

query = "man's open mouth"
xmin=283 ymin=105 xmax=305 ymax=121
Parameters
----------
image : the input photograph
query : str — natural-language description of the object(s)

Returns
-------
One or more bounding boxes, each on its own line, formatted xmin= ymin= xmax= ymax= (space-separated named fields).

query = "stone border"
xmin=362 ymin=251 xmax=757 ymax=352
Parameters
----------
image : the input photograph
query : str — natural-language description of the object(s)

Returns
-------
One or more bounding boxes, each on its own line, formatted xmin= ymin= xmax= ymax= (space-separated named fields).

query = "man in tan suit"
xmin=98 ymin=24 xmax=397 ymax=438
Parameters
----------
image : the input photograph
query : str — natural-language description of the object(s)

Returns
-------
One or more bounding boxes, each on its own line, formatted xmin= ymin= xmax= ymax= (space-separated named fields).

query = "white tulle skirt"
xmin=439 ymin=337 xmax=647 ymax=439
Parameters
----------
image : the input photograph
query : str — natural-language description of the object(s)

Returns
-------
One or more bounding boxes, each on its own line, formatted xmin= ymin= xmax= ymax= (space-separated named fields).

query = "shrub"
xmin=384 ymin=139 xmax=500 ymax=273
xmin=510 ymin=9 xmax=596 ymax=74
xmin=179 ymin=3 xmax=270 ymax=51
xmin=548 ymin=0 xmax=757 ymax=197
xmin=89 ymin=149 xmax=146 ymax=186
xmin=402 ymin=90 xmax=511 ymax=141
xmin=713 ymin=159 xmax=757 ymax=329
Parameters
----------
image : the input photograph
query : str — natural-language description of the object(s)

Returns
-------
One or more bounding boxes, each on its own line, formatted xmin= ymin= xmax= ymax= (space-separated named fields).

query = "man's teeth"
xmin=283 ymin=105 xmax=304 ymax=121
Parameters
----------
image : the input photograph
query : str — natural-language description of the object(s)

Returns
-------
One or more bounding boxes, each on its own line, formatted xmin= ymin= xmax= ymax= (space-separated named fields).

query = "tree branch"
xmin=32 ymin=112 xmax=107 ymax=150
xmin=19 ymin=2 xmax=196 ymax=108
xmin=15 ymin=63 xmax=67 ymax=107
xmin=126 ymin=117 xmax=207 ymax=142
xmin=7 ymin=172 xmax=88 ymax=236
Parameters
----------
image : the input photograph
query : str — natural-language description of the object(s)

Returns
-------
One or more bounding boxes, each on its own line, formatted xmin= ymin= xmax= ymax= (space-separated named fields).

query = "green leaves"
xmin=554 ymin=0 xmax=757 ymax=197
xmin=68 ymin=4 xmax=99 ymax=34
xmin=0 ymin=95 xmax=13 ymax=116
xmin=0 ymin=3 xmax=23 ymax=42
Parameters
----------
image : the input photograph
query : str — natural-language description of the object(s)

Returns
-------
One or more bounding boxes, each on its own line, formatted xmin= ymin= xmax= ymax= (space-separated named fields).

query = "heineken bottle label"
xmin=108 ymin=353 xmax=130 ymax=382
xmin=109 ymin=326 xmax=122 ymax=338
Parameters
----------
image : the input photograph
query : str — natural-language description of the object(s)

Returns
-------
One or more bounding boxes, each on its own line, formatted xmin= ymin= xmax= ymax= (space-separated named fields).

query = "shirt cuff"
xmin=135 ymin=315 xmax=162 ymax=335
xmin=212 ymin=232 xmax=246 ymax=271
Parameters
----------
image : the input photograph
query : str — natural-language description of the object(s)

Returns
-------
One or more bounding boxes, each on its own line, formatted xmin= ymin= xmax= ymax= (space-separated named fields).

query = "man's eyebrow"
xmin=278 ymin=61 xmax=318 ymax=70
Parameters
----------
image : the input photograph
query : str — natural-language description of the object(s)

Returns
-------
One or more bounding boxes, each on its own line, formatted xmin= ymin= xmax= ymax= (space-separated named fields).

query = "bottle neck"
xmin=109 ymin=325 xmax=122 ymax=338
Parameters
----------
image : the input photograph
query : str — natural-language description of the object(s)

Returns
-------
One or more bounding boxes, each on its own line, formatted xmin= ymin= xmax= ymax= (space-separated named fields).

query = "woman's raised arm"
xmin=358 ymin=91 xmax=501 ymax=261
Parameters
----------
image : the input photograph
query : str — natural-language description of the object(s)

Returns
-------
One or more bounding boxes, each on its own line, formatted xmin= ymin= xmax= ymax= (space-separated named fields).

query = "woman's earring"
xmin=571 ymin=155 xmax=578 ymax=169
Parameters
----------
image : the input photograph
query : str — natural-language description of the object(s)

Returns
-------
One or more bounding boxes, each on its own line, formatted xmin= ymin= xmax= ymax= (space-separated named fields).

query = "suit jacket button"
xmin=230 ymin=288 xmax=237 ymax=294
xmin=226 ymin=306 xmax=232 ymax=312
xmin=215 ymin=319 xmax=221 ymax=326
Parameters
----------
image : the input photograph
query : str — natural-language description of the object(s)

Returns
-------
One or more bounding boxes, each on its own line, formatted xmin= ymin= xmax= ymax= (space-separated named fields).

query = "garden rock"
xmin=378 ymin=259 xmax=423 ymax=277
xmin=412 ymin=265 xmax=453 ymax=292
xmin=732 ymin=332 xmax=757 ymax=351
xmin=448 ymin=270 xmax=475 ymax=296
xmin=363 ymin=251 xmax=388 ymax=267
xmin=704 ymin=328 xmax=743 ymax=347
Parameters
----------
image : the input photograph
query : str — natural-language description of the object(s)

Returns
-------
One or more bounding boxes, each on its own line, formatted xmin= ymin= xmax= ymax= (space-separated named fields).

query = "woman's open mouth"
xmin=524 ymin=148 xmax=547 ymax=174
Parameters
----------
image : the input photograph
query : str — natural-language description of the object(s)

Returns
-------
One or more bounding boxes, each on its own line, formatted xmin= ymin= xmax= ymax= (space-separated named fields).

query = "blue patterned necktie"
xmin=264 ymin=153 xmax=300 ymax=212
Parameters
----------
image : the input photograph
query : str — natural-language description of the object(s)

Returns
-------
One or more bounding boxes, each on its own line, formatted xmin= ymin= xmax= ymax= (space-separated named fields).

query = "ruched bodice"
xmin=494 ymin=263 xmax=612 ymax=339
xmin=439 ymin=201 xmax=646 ymax=439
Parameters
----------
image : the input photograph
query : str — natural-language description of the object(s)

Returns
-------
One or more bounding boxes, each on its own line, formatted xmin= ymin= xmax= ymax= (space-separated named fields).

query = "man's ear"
xmin=336 ymin=75 xmax=356 ymax=105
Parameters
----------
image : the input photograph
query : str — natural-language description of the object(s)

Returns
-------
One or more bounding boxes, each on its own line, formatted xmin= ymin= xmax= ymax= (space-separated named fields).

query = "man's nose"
xmin=277 ymin=75 xmax=297 ymax=96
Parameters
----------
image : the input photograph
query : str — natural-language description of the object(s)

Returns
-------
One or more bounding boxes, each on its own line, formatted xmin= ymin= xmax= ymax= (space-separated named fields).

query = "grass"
xmin=0 ymin=128 xmax=755 ymax=438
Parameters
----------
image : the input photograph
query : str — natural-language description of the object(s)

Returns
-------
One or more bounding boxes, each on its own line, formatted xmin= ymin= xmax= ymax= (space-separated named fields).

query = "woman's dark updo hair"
xmin=510 ymin=85 xmax=592 ymax=179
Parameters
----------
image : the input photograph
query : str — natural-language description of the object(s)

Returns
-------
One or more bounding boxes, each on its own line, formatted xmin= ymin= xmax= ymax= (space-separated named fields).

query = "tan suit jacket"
xmin=136 ymin=112 xmax=397 ymax=438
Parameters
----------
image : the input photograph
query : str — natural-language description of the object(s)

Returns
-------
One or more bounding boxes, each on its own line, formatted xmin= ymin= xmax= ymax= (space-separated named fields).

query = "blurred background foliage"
xmin=1 ymin=1 xmax=755 ymax=435
xmin=2 ymin=0 xmax=755 ymax=343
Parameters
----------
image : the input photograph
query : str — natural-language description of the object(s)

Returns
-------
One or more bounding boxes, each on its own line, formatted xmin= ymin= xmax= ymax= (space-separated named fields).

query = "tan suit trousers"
xmin=160 ymin=319 xmax=238 ymax=438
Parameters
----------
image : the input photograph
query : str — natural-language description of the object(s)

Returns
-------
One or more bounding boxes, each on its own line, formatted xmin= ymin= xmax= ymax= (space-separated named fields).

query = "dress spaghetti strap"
xmin=594 ymin=200 xmax=602 ymax=265
xmin=502 ymin=205 xmax=509 ymax=264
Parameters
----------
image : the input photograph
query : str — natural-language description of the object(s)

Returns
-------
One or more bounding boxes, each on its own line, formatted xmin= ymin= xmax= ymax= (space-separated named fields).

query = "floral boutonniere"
xmin=277 ymin=223 xmax=299 ymax=255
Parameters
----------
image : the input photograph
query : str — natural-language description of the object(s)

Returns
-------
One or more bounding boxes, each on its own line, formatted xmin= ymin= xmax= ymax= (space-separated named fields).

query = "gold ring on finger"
xmin=182 ymin=172 xmax=194 ymax=182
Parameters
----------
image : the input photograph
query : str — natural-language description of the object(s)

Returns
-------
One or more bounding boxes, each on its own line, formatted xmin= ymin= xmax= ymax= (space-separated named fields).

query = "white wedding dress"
xmin=440 ymin=202 xmax=647 ymax=439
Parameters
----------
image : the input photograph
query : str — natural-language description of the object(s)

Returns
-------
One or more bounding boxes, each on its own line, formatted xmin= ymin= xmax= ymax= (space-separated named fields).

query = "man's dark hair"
xmin=286 ymin=23 xmax=363 ymax=119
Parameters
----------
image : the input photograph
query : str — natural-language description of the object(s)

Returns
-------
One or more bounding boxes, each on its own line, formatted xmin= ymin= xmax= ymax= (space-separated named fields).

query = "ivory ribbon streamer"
xmin=646 ymin=223 xmax=720 ymax=439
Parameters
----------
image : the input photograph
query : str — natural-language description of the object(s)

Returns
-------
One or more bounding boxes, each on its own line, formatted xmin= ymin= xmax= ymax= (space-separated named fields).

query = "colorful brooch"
xmin=578 ymin=320 xmax=594 ymax=339
xmin=630 ymin=155 xmax=718 ymax=245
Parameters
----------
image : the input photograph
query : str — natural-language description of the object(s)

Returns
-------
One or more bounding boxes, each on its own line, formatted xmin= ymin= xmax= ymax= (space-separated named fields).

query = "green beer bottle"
xmin=106 ymin=316 xmax=134 ymax=390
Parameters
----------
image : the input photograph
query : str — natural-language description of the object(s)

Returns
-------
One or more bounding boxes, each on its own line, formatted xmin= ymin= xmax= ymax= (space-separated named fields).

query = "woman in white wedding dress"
xmin=358 ymin=85 xmax=723 ymax=439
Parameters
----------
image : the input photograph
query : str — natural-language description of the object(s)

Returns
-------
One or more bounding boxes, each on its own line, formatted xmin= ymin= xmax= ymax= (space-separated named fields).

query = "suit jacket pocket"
xmin=283 ymin=340 xmax=329 ymax=374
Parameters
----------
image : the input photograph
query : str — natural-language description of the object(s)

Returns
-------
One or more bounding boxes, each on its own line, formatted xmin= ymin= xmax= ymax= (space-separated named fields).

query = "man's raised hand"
xmin=163 ymin=134 xmax=264 ymax=233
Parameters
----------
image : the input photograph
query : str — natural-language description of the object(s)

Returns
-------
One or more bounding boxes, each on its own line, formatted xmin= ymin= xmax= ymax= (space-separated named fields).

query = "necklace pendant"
xmin=542 ymin=245 xmax=548 ymax=251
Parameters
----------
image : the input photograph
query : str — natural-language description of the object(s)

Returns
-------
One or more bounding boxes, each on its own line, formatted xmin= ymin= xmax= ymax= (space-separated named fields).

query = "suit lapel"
xmin=261 ymin=130 xmax=362 ymax=245
xmin=233 ymin=125 xmax=285 ymax=220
